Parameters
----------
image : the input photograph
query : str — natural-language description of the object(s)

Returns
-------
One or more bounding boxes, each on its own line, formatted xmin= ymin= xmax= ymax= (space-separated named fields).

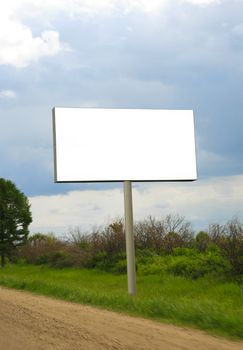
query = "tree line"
xmin=1 ymin=178 xmax=243 ymax=279
xmin=15 ymin=215 xmax=243 ymax=278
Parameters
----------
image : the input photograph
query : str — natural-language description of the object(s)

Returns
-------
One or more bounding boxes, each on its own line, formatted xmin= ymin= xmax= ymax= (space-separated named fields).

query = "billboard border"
xmin=52 ymin=106 xmax=198 ymax=183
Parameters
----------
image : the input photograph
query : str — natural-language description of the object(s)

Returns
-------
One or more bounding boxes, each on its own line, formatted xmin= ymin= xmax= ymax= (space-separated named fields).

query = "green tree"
xmin=195 ymin=231 xmax=210 ymax=252
xmin=0 ymin=178 xmax=32 ymax=267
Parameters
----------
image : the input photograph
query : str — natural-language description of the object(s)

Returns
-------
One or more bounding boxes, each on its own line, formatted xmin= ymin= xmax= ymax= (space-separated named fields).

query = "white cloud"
xmin=9 ymin=0 xmax=116 ymax=19
xmin=0 ymin=0 xmax=221 ymax=29
xmin=0 ymin=90 xmax=16 ymax=98
xmin=0 ymin=0 xmax=165 ymax=20
xmin=0 ymin=2 xmax=66 ymax=67
xmin=0 ymin=22 xmax=64 ymax=67
xmin=19 ymin=0 xmax=218 ymax=15
xmin=122 ymin=0 xmax=170 ymax=13
xmin=7 ymin=0 xmax=171 ymax=14
xmin=182 ymin=0 xmax=220 ymax=4
xmin=0 ymin=0 xmax=224 ymax=67
xmin=29 ymin=174 xmax=243 ymax=235
xmin=29 ymin=188 xmax=124 ymax=234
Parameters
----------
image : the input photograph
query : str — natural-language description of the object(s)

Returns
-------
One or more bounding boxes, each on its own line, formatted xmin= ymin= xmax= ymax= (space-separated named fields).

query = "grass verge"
xmin=0 ymin=264 xmax=243 ymax=340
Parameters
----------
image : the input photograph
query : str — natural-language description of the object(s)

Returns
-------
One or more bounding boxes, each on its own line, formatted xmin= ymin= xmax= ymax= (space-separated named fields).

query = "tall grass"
xmin=0 ymin=264 xmax=243 ymax=340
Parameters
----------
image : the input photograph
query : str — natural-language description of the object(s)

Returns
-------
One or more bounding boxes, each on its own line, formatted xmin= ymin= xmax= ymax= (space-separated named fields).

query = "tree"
xmin=195 ymin=231 xmax=210 ymax=252
xmin=222 ymin=218 xmax=243 ymax=274
xmin=0 ymin=178 xmax=32 ymax=267
xmin=135 ymin=216 xmax=165 ymax=253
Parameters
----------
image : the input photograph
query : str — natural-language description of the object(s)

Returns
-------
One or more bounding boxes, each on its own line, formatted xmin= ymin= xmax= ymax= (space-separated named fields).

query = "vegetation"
xmin=0 ymin=178 xmax=32 ymax=268
xmin=16 ymin=215 xmax=243 ymax=278
xmin=1 ymin=213 xmax=243 ymax=339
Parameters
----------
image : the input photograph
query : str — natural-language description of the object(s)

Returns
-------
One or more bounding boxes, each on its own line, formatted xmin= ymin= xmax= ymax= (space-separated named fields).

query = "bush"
xmin=172 ymin=247 xmax=197 ymax=257
xmin=168 ymin=256 xmax=206 ymax=279
xmin=36 ymin=254 xmax=50 ymax=265
xmin=138 ymin=255 xmax=171 ymax=275
xmin=16 ymin=216 xmax=243 ymax=278
xmin=85 ymin=251 xmax=114 ymax=271
xmin=195 ymin=231 xmax=210 ymax=252
xmin=137 ymin=249 xmax=230 ymax=279
xmin=112 ymin=259 xmax=127 ymax=274
xmin=167 ymin=251 xmax=230 ymax=279
xmin=36 ymin=251 xmax=74 ymax=268
xmin=49 ymin=251 xmax=75 ymax=268
xmin=136 ymin=249 xmax=156 ymax=263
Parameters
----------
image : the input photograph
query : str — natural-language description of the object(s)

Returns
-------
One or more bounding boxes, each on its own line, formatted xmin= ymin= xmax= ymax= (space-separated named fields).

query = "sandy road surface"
xmin=0 ymin=287 xmax=243 ymax=350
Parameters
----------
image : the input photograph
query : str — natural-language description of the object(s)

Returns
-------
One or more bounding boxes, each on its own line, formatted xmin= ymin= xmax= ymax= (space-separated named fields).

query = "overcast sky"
xmin=1 ymin=0 xmax=243 ymax=235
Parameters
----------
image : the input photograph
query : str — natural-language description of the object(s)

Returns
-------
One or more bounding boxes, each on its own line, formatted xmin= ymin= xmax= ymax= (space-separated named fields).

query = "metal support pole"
xmin=123 ymin=180 xmax=136 ymax=296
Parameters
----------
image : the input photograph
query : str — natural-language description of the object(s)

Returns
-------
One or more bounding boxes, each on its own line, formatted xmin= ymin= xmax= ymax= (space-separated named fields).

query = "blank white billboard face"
xmin=53 ymin=108 xmax=197 ymax=182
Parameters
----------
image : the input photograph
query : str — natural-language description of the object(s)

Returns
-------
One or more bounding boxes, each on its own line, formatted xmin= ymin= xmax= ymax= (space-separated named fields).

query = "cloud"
xmin=1 ymin=0 xmax=168 ymax=17
xmin=122 ymin=0 xmax=170 ymax=13
xmin=0 ymin=90 xmax=16 ymax=98
xmin=1 ymin=0 xmax=243 ymax=204
xmin=29 ymin=187 xmax=124 ymax=234
xmin=0 ymin=0 xmax=220 ymax=26
xmin=0 ymin=0 xmax=228 ymax=68
xmin=0 ymin=24 xmax=64 ymax=67
xmin=29 ymin=174 xmax=243 ymax=235
xmin=17 ymin=0 xmax=220 ymax=16
xmin=182 ymin=0 xmax=220 ymax=4
xmin=0 ymin=3 xmax=67 ymax=67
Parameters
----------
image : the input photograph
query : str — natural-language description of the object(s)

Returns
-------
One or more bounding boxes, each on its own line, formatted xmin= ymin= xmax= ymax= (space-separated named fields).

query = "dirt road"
xmin=0 ymin=287 xmax=242 ymax=350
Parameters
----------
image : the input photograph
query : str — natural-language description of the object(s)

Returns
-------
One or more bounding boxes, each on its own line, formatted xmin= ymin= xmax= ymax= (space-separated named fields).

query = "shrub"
xmin=167 ymin=251 xmax=230 ymax=279
xmin=168 ymin=255 xmax=206 ymax=279
xmin=112 ymin=259 xmax=127 ymax=274
xmin=138 ymin=255 xmax=171 ymax=275
xmin=172 ymin=247 xmax=197 ymax=257
xmin=135 ymin=214 xmax=194 ymax=253
xmin=85 ymin=251 xmax=113 ymax=271
xmin=19 ymin=233 xmax=64 ymax=264
xmin=36 ymin=251 xmax=74 ymax=268
xmin=49 ymin=251 xmax=75 ymax=268
xmin=36 ymin=254 xmax=50 ymax=265
xmin=195 ymin=231 xmax=210 ymax=252
xmin=209 ymin=217 xmax=243 ymax=274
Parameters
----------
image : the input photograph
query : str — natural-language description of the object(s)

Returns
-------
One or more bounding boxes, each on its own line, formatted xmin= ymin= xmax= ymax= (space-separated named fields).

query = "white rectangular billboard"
xmin=52 ymin=108 xmax=197 ymax=182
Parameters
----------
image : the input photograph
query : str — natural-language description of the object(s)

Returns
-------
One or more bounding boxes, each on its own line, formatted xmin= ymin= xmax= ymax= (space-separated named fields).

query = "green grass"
xmin=0 ymin=264 xmax=243 ymax=340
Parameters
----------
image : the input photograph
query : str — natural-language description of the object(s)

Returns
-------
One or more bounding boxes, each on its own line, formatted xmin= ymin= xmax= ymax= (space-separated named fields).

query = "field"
xmin=0 ymin=264 xmax=243 ymax=340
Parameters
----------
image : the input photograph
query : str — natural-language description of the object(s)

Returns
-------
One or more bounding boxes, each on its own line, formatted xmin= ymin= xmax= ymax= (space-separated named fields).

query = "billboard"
xmin=53 ymin=107 xmax=197 ymax=182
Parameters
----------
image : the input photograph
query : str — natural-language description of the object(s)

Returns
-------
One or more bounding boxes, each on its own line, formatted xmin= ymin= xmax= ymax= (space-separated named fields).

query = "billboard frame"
xmin=52 ymin=107 xmax=197 ymax=184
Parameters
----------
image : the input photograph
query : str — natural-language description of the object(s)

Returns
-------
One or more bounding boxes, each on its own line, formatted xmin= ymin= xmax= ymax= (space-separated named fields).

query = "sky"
xmin=0 ymin=0 xmax=243 ymax=235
